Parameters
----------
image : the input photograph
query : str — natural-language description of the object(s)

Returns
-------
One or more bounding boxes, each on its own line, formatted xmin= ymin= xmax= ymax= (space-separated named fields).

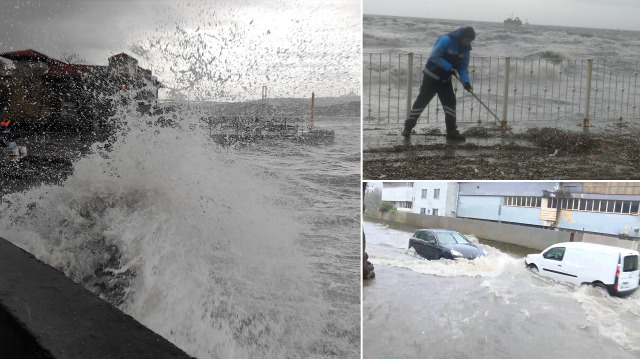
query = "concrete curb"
xmin=0 ymin=237 xmax=194 ymax=359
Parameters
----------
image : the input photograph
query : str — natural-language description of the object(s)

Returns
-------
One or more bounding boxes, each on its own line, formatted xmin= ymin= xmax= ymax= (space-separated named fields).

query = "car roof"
xmin=418 ymin=229 xmax=459 ymax=233
xmin=550 ymin=242 xmax=639 ymax=256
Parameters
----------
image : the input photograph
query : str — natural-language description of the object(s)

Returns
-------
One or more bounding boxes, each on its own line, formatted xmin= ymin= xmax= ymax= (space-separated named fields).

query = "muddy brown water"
xmin=363 ymin=220 xmax=640 ymax=358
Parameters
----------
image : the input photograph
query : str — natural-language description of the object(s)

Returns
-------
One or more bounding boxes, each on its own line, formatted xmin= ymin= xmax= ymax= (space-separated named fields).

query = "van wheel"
xmin=592 ymin=281 xmax=609 ymax=294
xmin=528 ymin=264 xmax=539 ymax=274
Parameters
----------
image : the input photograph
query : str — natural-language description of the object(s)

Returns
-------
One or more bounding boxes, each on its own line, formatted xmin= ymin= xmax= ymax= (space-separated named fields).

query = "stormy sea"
xmin=364 ymin=14 xmax=640 ymax=125
xmin=364 ymin=14 xmax=640 ymax=61
xmin=0 ymin=100 xmax=361 ymax=358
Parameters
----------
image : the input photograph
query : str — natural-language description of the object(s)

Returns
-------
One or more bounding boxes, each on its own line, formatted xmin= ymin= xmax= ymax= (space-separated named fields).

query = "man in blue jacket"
xmin=402 ymin=27 xmax=475 ymax=141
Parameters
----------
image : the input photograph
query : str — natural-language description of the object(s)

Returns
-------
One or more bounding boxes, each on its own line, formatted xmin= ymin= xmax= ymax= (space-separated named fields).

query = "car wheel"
xmin=528 ymin=264 xmax=539 ymax=274
xmin=592 ymin=281 xmax=609 ymax=294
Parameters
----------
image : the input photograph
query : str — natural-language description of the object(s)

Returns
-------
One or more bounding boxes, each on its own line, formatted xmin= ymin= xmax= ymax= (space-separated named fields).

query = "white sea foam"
xmin=0 ymin=104 xmax=359 ymax=358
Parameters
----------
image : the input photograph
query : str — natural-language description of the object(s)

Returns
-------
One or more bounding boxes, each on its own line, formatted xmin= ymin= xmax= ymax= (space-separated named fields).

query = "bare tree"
xmin=364 ymin=185 xmax=382 ymax=214
xmin=60 ymin=51 xmax=87 ymax=64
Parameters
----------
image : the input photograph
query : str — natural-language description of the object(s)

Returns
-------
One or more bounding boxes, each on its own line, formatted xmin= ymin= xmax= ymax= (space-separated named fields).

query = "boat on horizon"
xmin=504 ymin=13 xmax=523 ymax=26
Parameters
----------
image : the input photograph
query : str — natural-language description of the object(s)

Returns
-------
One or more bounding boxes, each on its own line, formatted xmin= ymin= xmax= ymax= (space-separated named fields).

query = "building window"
xmin=503 ymin=196 xmax=542 ymax=208
xmin=397 ymin=201 xmax=412 ymax=209
xmin=555 ymin=198 xmax=640 ymax=214
xmin=433 ymin=189 xmax=440 ymax=200
xmin=421 ymin=189 xmax=427 ymax=199
xmin=432 ymin=208 xmax=439 ymax=216
xmin=420 ymin=208 xmax=426 ymax=214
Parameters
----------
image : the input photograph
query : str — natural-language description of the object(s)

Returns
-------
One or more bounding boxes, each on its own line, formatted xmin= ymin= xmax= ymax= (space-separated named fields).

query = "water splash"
xmin=0 ymin=104 xmax=332 ymax=357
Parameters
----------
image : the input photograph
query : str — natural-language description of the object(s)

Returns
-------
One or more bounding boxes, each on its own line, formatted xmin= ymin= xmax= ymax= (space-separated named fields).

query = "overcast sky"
xmin=0 ymin=0 xmax=360 ymax=101
xmin=365 ymin=0 xmax=640 ymax=31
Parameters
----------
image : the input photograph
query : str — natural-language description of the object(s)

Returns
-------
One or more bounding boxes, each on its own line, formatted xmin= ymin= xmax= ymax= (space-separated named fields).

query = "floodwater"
xmin=363 ymin=220 xmax=640 ymax=358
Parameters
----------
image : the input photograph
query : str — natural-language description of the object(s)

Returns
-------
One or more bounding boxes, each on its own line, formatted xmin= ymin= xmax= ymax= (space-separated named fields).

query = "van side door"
xmin=539 ymin=247 xmax=576 ymax=282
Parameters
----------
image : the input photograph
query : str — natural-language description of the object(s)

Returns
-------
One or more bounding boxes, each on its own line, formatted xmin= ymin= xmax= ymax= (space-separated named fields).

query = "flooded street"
xmin=363 ymin=220 xmax=640 ymax=358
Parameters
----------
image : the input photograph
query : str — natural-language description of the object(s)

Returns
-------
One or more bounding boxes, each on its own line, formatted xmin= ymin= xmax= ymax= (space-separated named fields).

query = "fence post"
xmin=406 ymin=52 xmax=414 ymax=121
xmin=584 ymin=59 xmax=593 ymax=127
xmin=501 ymin=57 xmax=510 ymax=129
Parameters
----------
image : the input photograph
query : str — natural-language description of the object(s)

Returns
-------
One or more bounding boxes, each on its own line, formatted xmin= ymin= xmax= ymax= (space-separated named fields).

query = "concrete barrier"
xmin=366 ymin=211 xmax=579 ymax=251
xmin=0 ymin=237 xmax=194 ymax=359
xmin=582 ymin=233 xmax=640 ymax=251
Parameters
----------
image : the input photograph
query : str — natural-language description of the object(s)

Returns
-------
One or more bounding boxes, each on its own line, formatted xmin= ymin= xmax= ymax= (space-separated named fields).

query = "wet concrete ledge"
xmin=0 ymin=237 xmax=194 ymax=359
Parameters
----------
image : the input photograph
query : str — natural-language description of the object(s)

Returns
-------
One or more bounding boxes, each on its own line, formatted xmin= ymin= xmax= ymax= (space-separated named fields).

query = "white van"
xmin=525 ymin=242 xmax=640 ymax=296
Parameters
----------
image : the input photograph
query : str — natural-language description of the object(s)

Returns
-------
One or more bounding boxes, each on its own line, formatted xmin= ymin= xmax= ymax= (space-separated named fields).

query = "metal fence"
xmin=363 ymin=53 xmax=640 ymax=127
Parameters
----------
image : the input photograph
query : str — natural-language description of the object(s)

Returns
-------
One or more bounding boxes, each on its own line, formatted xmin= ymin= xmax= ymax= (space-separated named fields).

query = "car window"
xmin=435 ymin=233 xmax=456 ymax=245
xmin=543 ymin=247 xmax=566 ymax=261
xmin=435 ymin=233 xmax=468 ymax=245
xmin=451 ymin=233 xmax=470 ymax=244
xmin=623 ymin=255 xmax=638 ymax=272
xmin=426 ymin=233 xmax=436 ymax=243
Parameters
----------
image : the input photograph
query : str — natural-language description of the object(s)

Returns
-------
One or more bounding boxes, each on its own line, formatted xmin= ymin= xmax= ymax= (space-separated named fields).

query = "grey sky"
xmin=364 ymin=0 xmax=640 ymax=31
xmin=0 ymin=0 xmax=361 ymax=101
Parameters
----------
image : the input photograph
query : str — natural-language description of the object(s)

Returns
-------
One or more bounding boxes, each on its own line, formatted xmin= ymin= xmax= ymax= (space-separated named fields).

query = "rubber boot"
xmin=445 ymin=119 xmax=465 ymax=141
xmin=401 ymin=118 xmax=416 ymax=138
xmin=401 ymin=127 xmax=412 ymax=138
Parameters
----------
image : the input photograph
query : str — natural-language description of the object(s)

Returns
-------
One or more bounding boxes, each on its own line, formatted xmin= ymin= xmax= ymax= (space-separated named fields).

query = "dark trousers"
xmin=404 ymin=74 xmax=458 ymax=132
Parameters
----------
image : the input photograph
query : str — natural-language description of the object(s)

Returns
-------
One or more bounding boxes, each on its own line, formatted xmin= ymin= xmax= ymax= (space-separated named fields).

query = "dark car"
xmin=408 ymin=229 xmax=486 ymax=260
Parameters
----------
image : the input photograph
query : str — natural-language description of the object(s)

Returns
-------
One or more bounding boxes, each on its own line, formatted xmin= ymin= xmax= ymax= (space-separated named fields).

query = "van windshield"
xmin=623 ymin=255 xmax=638 ymax=272
xmin=436 ymin=233 xmax=470 ymax=245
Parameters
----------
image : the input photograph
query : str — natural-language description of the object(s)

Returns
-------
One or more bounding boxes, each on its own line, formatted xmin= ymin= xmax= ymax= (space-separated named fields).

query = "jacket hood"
xmin=447 ymin=27 xmax=473 ymax=51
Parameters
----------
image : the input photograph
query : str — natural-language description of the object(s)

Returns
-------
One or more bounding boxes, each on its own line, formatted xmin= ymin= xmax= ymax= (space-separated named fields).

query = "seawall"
xmin=0 ymin=236 xmax=194 ymax=359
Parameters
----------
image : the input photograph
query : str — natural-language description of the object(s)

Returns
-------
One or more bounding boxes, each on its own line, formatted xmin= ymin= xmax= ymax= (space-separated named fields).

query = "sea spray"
xmin=0 ymin=104 xmax=330 ymax=357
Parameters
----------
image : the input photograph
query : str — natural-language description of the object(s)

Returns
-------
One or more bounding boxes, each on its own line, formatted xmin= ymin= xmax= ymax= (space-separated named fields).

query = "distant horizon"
xmin=364 ymin=0 xmax=640 ymax=32
xmin=363 ymin=12 xmax=640 ymax=33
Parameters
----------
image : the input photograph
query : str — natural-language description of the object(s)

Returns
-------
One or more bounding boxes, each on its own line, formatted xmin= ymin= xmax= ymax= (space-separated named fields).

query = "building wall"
xmin=459 ymin=182 xmax=558 ymax=196
xmin=445 ymin=182 xmax=458 ymax=218
xmin=557 ymin=210 xmax=640 ymax=238
xmin=457 ymin=195 xmax=502 ymax=220
xmin=457 ymin=182 xmax=640 ymax=238
xmin=7 ymin=62 xmax=52 ymax=120
xmin=381 ymin=184 xmax=413 ymax=202
xmin=569 ymin=182 xmax=640 ymax=195
xmin=1 ymin=51 xmax=160 ymax=128
xmin=381 ymin=182 xmax=451 ymax=216
xmin=412 ymin=182 xmax=449 ymax=216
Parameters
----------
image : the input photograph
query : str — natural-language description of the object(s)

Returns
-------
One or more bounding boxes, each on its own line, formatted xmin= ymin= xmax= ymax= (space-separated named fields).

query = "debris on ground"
xmin=522 ymin=127 xmax=600 ymax=155
xmin=364 ymin=125 xmax=640 ymax=180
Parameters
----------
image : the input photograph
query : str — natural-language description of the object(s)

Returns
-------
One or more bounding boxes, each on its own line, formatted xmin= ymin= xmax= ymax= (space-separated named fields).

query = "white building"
xmin=381 ymin=182 xmax=457 ymax=217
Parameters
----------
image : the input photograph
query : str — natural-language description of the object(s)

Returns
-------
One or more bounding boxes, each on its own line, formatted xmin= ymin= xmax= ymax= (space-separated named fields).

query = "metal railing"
xmin=364 ymin=53 xmax=640 ymax=127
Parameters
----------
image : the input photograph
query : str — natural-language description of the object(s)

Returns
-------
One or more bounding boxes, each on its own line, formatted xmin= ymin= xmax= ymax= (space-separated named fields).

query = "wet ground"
xmin=0 ymin=132 xmax=102 ymax=198
xmin=363 ymin=120 xmax=640 ymax=180
xmin=363 ymin=220 xmax=640 ymax=358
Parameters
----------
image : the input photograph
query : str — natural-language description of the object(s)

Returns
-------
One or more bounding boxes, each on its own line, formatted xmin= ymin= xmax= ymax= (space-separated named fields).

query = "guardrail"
xmin=364 ymin=53 xmax=640 ymax=127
